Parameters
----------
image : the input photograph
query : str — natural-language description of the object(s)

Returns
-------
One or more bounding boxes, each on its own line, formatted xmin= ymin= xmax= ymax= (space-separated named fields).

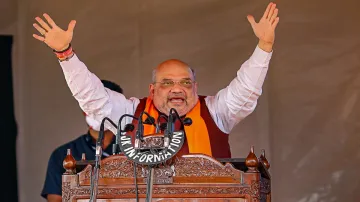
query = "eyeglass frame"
xmin=153 ymin=78 xmax=196 ymax=88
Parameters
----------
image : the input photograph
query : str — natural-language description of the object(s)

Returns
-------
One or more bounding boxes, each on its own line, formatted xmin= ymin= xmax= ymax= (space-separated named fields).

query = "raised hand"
xmin=33 ymin=13 xmax=76 ymax=52
xmin=247 ymin=2 xmax=279 ymax=52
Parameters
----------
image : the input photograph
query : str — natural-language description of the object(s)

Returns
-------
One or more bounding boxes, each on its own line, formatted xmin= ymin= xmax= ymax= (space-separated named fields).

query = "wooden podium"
xmin=62 ymin=146 xmax=271 ymax=202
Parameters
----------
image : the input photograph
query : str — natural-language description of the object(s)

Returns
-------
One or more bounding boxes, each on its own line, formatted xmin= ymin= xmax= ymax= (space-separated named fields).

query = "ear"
xmin=149 ymin=83 xmax=155 ymax=99
xmin=194 ymin=82 xmax=198 ymax=94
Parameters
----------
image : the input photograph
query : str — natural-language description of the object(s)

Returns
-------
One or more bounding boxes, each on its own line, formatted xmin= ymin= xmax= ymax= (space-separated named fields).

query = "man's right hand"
xmin=32 ymin=13 xmax=76 ymax=52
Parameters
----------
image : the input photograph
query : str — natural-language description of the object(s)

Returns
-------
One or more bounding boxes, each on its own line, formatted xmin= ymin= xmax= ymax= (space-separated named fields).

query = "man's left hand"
xmin=247 ymin=2 xmax=279 ymax=52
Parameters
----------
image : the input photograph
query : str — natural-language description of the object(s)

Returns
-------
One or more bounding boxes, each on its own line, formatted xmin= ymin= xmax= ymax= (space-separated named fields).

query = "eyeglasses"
xmin=154 ymin=79 xmax=196 ymax=88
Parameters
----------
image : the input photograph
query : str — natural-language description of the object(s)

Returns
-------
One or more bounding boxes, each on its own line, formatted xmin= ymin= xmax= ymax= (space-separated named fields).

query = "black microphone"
xmin=164 ymin=108 xmax=178 ymax=147
xmin=90 ymin=117 xmax=117 ymax=202
xmin=183 ymin=117 xmax=192 ymax=126
xmin=123 ymin=123 xmax=135 ymax=132
xmin=114 ymin=114 xmax=139 ymax=155
xmin=112 ymin=123 xmax=135 ymax=154
xmin=159 ymin=122 xmax=167 ymax=131
xmin=164 ymin=109 xmax=194 ymax=147
xmin=161 ymin=117 xmax=192 ymax=131
xmin=156 ymin=114 xmax=168 ymax=133
xmin=144 ymin=116 xmax=156 ymax=125
xmin=97 ymin=117 xmax=117 ymax=154
xmin=166 ymin=108 xmax=186 ymax=133
xmin=135 ymin=111 xmax=156 ymax=149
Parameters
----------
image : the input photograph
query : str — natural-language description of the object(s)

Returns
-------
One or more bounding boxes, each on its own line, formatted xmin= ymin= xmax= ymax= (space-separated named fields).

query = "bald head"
xmin=152 ymin=59 xmax=195 ymax=82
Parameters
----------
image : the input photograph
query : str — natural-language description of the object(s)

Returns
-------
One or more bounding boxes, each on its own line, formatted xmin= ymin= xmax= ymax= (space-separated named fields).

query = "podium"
xmin=62 ymin=146 xmax=271 ymax=202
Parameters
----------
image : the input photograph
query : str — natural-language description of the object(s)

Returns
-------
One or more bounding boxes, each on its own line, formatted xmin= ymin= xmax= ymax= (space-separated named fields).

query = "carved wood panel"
xmin=63 ymin=180 xmax=261 ymax=202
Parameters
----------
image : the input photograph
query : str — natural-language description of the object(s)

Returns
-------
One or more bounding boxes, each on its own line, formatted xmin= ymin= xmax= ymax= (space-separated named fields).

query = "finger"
xmin=262 ymin=2 xmax=273 ymax=19
xmin=32 ymin=34 xmax=45 ymax=42
xmin=67 ymin=20 xmax=76 ymax=32
xmin=247 ymin=15 xmax=256 ymax=29
xmin=272 ymin=17 xmax=280 ymax=29
xmin=33 ymin=23 xmax=47 ymax=35
xmin=270 ymin=8 xmax=278 ymax=23
xmin=267 ymin=3 xmax=276 ymax=19
xmin=35 ymin=16 xmax=52 ymax=31
xmin=43 ymin=13 xmax=57 ymax=28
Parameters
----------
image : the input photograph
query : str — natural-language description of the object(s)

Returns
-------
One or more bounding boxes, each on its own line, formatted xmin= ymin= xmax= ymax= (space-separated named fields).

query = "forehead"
xmin=155 ymin=61 xmax=193 ymax=80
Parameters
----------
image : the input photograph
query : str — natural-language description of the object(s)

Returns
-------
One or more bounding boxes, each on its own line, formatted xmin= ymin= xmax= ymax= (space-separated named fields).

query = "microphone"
xmin=159 ymin=117 xmax=191 ymax=131
xmin=90 ymin=117 xmax=117 ymax=202
xmin=97 ymin=117 xmax=117 ymax=155
xmin=135 ymin=111 xmax=156 ymax=149
xmin=114 ymin=114 xmax=139 ymax=155
xmin=183 ymin=117 xmax=192 ymax=126
xmin=164 ymin=109 xmax=193 ymax=147
xmin=114 ymin=113 xmax=156 ymax=154
xmin=123 ymin=123 xmax=135 ymax=132
xmin=156 ymin=114 xmax=168 ymax=133
xmin=143 ymin=116 xmax=156 ymax=125
xmin=164 ymin=108 xmax=178 ymax=147
xmin=159 ymin=123 xmax=167 ymax=131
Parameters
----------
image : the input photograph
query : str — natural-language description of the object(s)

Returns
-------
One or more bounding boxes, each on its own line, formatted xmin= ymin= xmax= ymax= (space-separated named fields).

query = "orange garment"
xmin=142 ymin=98 xmax=212 ymax=156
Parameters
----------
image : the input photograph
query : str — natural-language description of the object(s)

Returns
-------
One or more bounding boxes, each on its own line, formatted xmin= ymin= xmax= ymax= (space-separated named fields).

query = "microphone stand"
xmin=113 ymin=114 xmax=141 ymax=202
xmin=144 ymin=110 xmax=179 ymax=202
xmin=145 ymin=164 xmax=155 ymax=202
xmin=89 ymin=117 xmax=117 ymax=202
xmin=134 ymin=111 xmax=157 ymax=202
xmin=144 ymin=109 xmax=185 ymax=202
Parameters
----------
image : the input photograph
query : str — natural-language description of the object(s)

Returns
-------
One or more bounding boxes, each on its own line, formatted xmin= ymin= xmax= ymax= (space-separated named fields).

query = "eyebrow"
xmin=161 ymin=78 xmax=192 ymax=81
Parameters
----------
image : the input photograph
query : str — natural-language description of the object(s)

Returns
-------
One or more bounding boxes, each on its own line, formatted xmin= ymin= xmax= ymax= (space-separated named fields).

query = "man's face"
xmin=149 ymin=60 xmax=198 ymax=116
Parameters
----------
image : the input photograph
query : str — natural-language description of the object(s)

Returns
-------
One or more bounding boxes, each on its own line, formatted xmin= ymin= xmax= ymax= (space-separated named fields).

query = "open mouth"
xmin=168 ymin=97 xmax=185 ymax=104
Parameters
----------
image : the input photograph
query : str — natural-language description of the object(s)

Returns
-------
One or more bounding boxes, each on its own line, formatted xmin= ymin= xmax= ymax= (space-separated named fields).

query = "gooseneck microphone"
xmin=156 ymin=114 xmax=169 ymax=133
xmin=96 ymin=117 xmax=117 ymax=161
xmin=164 ymin=110 xmax=175 ymax=147
xmin=90 ymin=117 xmax=117 ymax=202
xmin=163 ymin=108 xmax=193 ymax=147
xmin=113 ymin=114 xmax=139 ymax=155
xmin=135 ymin=111 xmax=156 ymax=149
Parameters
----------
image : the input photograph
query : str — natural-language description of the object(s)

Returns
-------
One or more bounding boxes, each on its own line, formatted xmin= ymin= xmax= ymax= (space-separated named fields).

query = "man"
xmin=32 ymin=3 xmax=279 ymax=158
xmin=40 ymin=80 xmax=123 ymax=202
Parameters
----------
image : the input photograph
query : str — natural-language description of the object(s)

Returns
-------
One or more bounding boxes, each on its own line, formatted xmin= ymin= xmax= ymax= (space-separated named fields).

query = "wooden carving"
xmin=63 ymin=181 xmax=262 ymax=201
xmin=173 ymin=154 xmax=240 ymax=178
xmin=139 ymin=135 xmax=165 ymax=148
xmin=81 ymin=156 xmax=143 ymax=182
xmin=63 ymin=146 xmax=270 ymax=202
